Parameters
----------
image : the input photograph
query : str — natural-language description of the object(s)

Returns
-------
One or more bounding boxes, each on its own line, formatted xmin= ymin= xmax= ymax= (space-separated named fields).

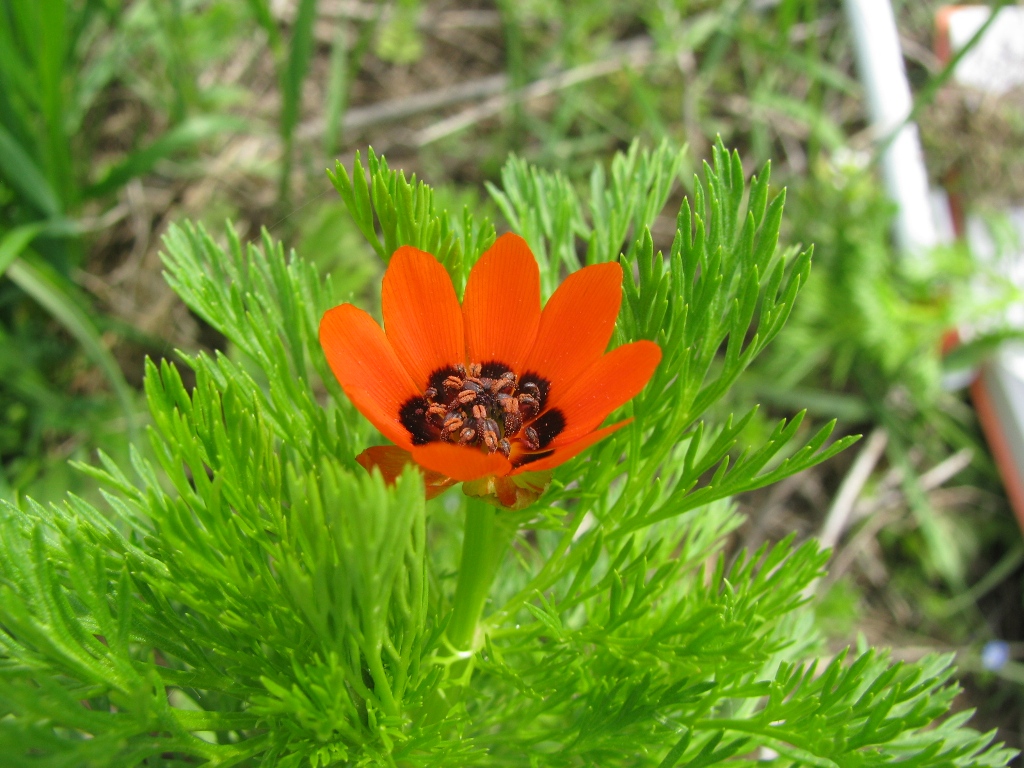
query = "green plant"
xmin=752 ymin=155 xmax=1024 ymax=587
xmin=0 ymin=143 xmax=1012 ymax=767
xmin=0 ymin=0 xmax=244 ymax=498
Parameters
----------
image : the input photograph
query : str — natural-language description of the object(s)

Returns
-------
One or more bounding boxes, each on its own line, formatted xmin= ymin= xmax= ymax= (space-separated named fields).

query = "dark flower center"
xmin=400 ymin=362 xmax=564 ymax=463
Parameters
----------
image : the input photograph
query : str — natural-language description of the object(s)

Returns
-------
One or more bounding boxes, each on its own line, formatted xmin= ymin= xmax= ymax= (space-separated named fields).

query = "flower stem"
xmin=446 ymin=498 xmax=513 ymax=652
xmin=418 ymin=499 xmax=513 ymax=727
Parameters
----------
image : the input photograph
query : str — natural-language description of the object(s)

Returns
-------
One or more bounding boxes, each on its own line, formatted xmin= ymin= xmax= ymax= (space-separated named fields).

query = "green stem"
xmin=419 ymin=499 xmax=513 ymax=726
xmin=447 ymin=499 xmax=513 ymax=651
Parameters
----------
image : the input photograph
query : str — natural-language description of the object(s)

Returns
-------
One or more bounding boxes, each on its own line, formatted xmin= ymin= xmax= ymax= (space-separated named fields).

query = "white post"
xmin=843 ymin=0 xmax=939 ymax=260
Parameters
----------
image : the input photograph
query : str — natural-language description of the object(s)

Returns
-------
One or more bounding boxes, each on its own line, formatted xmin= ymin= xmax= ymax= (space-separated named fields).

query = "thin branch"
xmin=414 ymin=37 xmax=655 ymax=146
xmin=297 ymin=74 xmax=509 ymax=140
xmin=852 ymin=447 xmax=974 ymax=521
xmin=819 ymin=427 xmax=888 ymax=550
xmin=825 ymin=448 xmax=975 ymax=584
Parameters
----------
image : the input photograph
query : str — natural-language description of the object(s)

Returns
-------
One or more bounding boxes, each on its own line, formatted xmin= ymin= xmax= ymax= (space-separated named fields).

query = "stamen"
xmin=504 ymin=412 xmax=523 ymax=438
xmin=442 ymin=412 xmax=463 ymax=436
xmin=409 ymin=363 xmax=562 ymax=467
xmin=529 ymin=410 xmax=566 ymax=449
xmin=518 ymin=393 xmax=539 ymax=420
xmin=481 ymin=419 xmax=501 ymax=450
xmin=495 ymin=371 xmax=517 ymax=393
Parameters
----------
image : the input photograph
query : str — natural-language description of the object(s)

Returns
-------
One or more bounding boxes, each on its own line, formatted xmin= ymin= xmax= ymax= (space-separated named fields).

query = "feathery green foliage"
xmin=0 ymin=143 xmax=1014 ymax=767
xmin=328 ymin=148 xmax=497 ymax=294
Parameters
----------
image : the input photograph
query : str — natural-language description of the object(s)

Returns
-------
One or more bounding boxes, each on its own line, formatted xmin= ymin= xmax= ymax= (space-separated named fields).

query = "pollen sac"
xmin=481 ymin=419 xmax=501 ymax=450
xmin=427 ymin=403 xmax=448 ymax=426
xmin=503 ymin=411 xmax=523 ymax=438
xmin=415 ymin=363 xmax=561 ymax=464
xmin=518 ymin=394 xmax=539 ymax=420
xmin=493 ymin=371 xmax=517 ymax=394
xmin=463 ymin=380 xmax=485 ymax=398
xmin=442 ymin=411 xmax=463 ymax=435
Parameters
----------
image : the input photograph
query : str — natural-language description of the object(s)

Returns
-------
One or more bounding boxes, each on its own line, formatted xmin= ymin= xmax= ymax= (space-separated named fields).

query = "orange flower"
xmin=319 ymin=233 xmax=661 ymax=509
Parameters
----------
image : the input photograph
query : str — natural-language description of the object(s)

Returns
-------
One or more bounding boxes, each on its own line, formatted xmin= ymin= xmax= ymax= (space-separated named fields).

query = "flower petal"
xmin=382 ymin=245 xmax=465 ymax=389
xmin=411 ymin=443 xmax=512 ymax=482
xmin=510 ymin=419 xmax=631 ymax=474
xmin=357 ymin=445 xmax=456 ymax=499
xmin=462 ymin=233 xmax=541 ymax=371
xmin=320 ymin=304 xmax=419 ymax=450
xmin=522 ymin=262 xmax=623 ymax=401
xmin=546 ymin=341 xmax=661 ymax=447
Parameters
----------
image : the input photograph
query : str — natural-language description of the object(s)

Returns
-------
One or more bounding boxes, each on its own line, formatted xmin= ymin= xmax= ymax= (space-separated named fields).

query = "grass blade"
xmin=245 ymin=0 xmax=284 ymax=56
xmin=0 ymin=223 xmax=45 ymax=277
xmin=4 ymin=253 xmax=137 ymax=441
xmin=0 ymin=123 xmax=62 ymax=218
xmin=85 ymin=115 xmax=246 ymax=199
xmin=323 ymin=25 xmax=349 ymax=156
xmin=278 ymin=0 xmax=318 ymax=200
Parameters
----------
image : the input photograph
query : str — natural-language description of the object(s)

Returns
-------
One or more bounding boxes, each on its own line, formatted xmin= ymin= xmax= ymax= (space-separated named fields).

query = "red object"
xmin=935 ymin=6 xmax=1024 ymax=532
xmin=971 ymin=374 xmax=1024 ymax=531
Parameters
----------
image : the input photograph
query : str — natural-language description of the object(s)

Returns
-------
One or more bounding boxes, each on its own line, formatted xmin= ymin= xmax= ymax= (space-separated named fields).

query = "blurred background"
xmin=1 ymin=0 xmax=1022 ymax=756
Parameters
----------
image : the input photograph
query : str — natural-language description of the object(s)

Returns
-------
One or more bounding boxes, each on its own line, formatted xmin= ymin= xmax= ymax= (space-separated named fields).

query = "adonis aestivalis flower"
xmin=319 ymin=233 xmax=660 ymax=509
